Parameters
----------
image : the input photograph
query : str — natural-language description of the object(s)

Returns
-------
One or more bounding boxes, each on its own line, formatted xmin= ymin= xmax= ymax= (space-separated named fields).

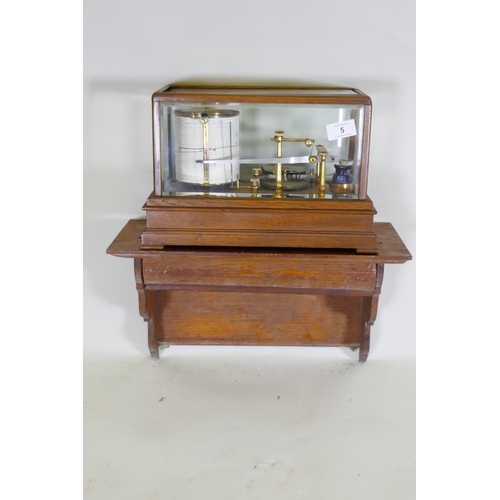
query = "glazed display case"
xmin=154 ymin=86 xmax=371 ymax=198
xmin=141 ymin=85 xmax=379 ymax=253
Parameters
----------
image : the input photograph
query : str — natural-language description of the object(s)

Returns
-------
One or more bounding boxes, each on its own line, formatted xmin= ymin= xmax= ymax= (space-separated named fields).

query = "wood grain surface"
xmin=154 ymin=290 xmax=362 ymax=347
xmin=107 ymin=220 xmax=411 ymax=264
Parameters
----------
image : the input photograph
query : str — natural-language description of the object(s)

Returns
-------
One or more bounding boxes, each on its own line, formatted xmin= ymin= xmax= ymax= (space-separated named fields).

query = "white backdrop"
xmin=83 ymin=0 xmax=415 ymax=359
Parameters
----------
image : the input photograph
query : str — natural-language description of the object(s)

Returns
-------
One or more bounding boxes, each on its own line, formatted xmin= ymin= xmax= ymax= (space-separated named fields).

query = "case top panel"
xmin=153 ymin=85 xmax=371 ymax=104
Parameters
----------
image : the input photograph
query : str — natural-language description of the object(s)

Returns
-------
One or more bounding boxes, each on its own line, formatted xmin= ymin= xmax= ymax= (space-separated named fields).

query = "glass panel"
xmin=159 ymin=102 xmax=365 ymax=199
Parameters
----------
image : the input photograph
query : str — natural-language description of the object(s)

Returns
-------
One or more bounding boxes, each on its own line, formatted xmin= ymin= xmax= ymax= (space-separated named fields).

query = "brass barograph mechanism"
xmin=314 ymin=145 xmax=329 ymax=198
xmin=269 ymin=132 xmax=332 ymax=197
xmin=270 ymin=132 xmax=315 ymax=197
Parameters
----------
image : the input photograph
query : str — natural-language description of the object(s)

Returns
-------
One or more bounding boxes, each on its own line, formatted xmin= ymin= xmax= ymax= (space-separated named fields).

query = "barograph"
xmin=141 ymin=84 xmax=379 ymax=253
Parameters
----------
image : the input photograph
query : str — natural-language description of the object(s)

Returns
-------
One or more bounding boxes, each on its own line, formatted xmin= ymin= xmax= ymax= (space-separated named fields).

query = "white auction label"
xmin=326 ymin=119 xmax=357 ymax=141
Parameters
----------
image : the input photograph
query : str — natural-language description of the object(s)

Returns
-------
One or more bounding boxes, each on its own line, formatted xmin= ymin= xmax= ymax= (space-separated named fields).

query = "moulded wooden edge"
xmin=139 ymin=228 xmax=380 ymax=253
xmin=106 ymin=219 xmax=412 ymax=263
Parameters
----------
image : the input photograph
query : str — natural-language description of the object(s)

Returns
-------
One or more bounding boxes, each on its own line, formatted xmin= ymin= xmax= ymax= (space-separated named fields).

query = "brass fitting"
xmin=250 ymin=178 xmax=260 ymax=196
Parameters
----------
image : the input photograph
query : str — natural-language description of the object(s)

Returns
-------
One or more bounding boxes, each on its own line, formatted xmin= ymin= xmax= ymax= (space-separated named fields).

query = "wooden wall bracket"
xmin=108 ymin=221 xmax=411 ymax=362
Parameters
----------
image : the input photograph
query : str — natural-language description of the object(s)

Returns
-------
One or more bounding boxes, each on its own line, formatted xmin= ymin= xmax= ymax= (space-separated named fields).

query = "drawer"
xmin=142 ymin=252 xmax=376 ymax=293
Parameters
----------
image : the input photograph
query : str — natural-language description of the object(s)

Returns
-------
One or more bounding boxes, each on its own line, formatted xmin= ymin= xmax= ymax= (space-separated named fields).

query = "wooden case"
xmin=141 ymin=84 xmax=378 ymax=253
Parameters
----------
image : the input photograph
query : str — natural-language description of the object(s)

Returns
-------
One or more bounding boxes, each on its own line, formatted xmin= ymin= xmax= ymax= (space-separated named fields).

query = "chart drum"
xmin=174 ymin=109 xmax=240 ymax=186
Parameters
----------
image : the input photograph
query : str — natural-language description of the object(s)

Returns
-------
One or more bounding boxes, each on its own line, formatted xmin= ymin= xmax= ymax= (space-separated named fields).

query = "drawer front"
xmin=142 ymin=254 xmax=376 ymax=293
xmin=146 ymin=208 xmax=375 ymax=232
